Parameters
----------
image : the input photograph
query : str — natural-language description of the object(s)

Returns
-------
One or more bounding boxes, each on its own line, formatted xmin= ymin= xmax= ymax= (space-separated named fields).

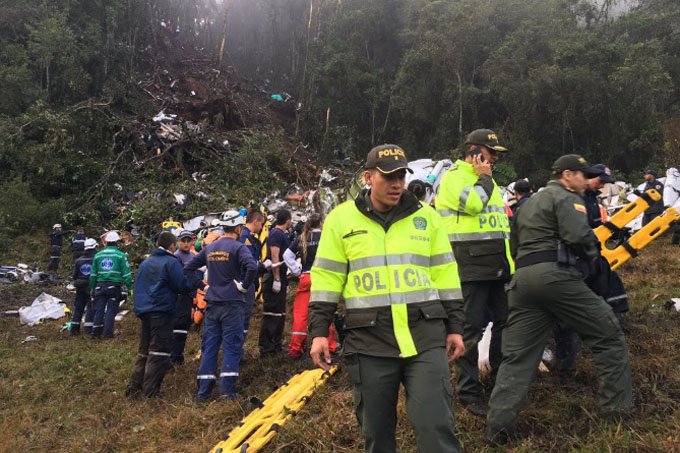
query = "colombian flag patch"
xmin=574 ymin=203 xmax=587 ymax=214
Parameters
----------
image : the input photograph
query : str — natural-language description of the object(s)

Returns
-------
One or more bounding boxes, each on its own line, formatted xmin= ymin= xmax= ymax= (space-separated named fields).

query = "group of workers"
xmin=50 ymin=127 xmax=665 ymax=450
xmin=306 ymin=130 xmax=644 ymax=451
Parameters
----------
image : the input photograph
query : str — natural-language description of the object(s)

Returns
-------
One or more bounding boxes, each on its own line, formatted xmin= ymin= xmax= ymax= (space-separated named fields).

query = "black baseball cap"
xmin=592 ymin=164 xmax=615 ymax=184
xmin=366 ymin=144 xmax=413 ymax=174
xmin=645 ymin=169 xmax=657 ymax=178
xmin=551 ymin=154 xmax=599 ymax=178
xmin=464 ymin=129 xmax=508 ymax=152
xmin=514 ymin=179 xmax=531 ymax=194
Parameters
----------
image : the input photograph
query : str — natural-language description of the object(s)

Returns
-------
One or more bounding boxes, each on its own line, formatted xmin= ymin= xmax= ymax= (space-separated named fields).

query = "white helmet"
xmin=84 ymin=238 xmax=98 ymax=250
xmin=220 ymin=210 xmax=245 ymax=227
xmin=53 ymin=224 xmax=62 ymax=229
xmin=104 ymin=231 xmax=121 ymax=242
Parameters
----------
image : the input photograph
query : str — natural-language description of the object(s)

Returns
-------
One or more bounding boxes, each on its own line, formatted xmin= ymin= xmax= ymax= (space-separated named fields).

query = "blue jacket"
xmin=134 ymin=248 xmax=194 ymax=316
xmin=72 ymin=250 xmax=95 ymax=288
xmin=185 ymin=236 xmax=257 ymax=303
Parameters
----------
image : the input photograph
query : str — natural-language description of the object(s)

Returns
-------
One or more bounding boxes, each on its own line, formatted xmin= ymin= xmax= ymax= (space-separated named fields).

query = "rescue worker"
xmin=486 ymin=155 xmax=633 ymax=445
xmin=238 ymin=210 xmax=271 ymax=342
xmin=184 ymin=210 xmax=257 ymax=400
xmin=89 ymin=231 xmax=133 ymax=338
xmin=127 ymin=232 xmax=196 ymax=398
xmin=511 ymin=179 xmax=532 ymax=215
xmin=48 ymin=224 xmax=68 ymax=271
xmin=435 ymin=128 xmax=513 ymax=416
xmin=641 ymin=169 xmax=664 ymax=226
xmin=283 ymin=213 xmax=336 ymax=359
xmin=71 ymin=229 xmax=87 ymax=261
xmin=554 ymin=163 xmax=631 ymax=380
xmin=171 ymin=230 xmax=198 ymax=364
xmin=309 ymin=144 xmax=466 ymax=453
xmin=258 ymin=209 xmax=292 ymax=356
xmin=69 ymin=238 xmax=98 ymax=335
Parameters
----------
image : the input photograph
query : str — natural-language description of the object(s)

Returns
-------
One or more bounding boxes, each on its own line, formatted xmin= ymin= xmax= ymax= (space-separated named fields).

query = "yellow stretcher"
xmin=210 ymin=366 xmax=338 ymax=453
xmin=594 ymin=189 xmax=680 ymax=270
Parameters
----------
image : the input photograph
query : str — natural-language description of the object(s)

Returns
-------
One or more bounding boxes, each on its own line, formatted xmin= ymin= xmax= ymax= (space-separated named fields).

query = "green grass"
xmin=1 ymin=239 xmax=680 ymax=451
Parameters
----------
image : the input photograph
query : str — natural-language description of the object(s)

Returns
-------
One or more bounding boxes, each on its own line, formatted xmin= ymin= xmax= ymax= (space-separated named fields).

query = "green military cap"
xmin=464 ymin=129 xmax=508 ymax=152
xmin=551 ymin=154 xmax=599 ymax=178
xmin=366 ymin=144 xmax=414 ymax=174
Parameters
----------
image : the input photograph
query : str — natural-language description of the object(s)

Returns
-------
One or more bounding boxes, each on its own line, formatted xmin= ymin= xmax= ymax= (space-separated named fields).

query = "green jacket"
xmin=308 ymin=190 xmax=464 ymax=358
xmin=511 ymin=180 xmax=599 ymax=261
xmin=435 ymin=159 xmax=514 ymax=282
xmin=89 ymin=246 xmax=133 ymax=291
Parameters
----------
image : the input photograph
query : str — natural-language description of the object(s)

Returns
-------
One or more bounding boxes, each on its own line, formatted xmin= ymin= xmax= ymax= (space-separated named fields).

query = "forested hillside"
xmin=1 ymin=0 xmax=679 ymax=240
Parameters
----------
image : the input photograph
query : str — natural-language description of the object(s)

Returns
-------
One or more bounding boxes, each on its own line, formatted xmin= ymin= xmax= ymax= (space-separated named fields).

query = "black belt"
xmin=515 ymin=250 xmax=557 ymax=269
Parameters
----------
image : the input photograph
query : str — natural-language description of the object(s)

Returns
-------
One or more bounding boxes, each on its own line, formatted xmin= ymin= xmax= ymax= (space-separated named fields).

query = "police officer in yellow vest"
xmin=435 ymin=129 xmax=514 ymax=417
xmin=309 ymin=144 xmax=465 ymax=453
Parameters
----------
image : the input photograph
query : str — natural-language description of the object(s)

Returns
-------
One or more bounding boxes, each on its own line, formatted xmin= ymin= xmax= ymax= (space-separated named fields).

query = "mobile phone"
xmin=470 ymin=146 xmax=485 ymax=162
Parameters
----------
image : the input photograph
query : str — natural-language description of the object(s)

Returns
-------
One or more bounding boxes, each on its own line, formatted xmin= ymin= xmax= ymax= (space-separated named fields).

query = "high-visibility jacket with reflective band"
xmin=435 ymin=160 xmax=515 ymax=281
xmin=310 ymin=198 xmax=463 ymax=358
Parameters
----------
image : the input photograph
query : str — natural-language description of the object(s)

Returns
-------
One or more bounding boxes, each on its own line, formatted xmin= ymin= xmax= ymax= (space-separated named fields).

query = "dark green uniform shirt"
xmin=511 ymin=180 xmax=598 ymax=261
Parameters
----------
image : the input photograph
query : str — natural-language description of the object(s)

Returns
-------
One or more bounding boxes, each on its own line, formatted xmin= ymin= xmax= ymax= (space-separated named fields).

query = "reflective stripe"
xmin=459 ymin=186 xmax=473 ymax=212
xmin=440 ymin=205 xmax=507 ymax=218
xmin=392 ymin=304 xmax=417 ymax=358
xmin=437 ymin=209 xmax=455 ymax=218
xmin=84 ymin=322 xmax=93 ymax=326
xmin=138 ymin=354 xmax=148 ymax=358
xmin=220 ymin=372 xmax=239 ymax=377
xmin=173 ymin=330 xmax=188 ymax=335
xmin=448 ymin=231 xmax=509 ymax=242
xmin=310 ymin=290 xmax=341 ymax=303
xmin=197 ymin=374 xmax=216 ymax=380
xmin=71 ymin=321 xmax=80 ymax=325
xmin=430 ymin=252 xmax=455 ymax=266
xmin=474 ymin=186 xmax=490 ymax=206
xmin=349 ymin=254 xmax=431 ymax=272
xmin=313 ymin=257 xmax=347 ymax=274
xmin=291 ymin=331 xmax=307 ymax=336
xmin=345 ymin=288 xmax=439 ymax=309
xmin=149 ymin=351 xmax=171 ymax=357
xmin=606 ymin=294 xmax=628 ymax=302
xmin=263 ymin=312 xmax=285 ymax=317
xmin=439 ymin=288 xmax=463 ymax=300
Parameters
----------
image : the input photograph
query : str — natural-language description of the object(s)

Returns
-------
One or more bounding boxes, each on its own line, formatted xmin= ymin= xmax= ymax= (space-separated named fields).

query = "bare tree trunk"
xmin=456 ymin=71 xmax=463 ymax=138
xmin=322 ymin=107 xmax=331 ymax=152
xmin=217 ymin=0 xmax=233 ymax=65
xmin=295 ymin=0 xmax=314 ymax=138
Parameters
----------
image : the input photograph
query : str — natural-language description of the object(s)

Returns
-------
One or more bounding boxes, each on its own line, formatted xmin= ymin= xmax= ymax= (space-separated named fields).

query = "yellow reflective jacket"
xmin=435 ymin=159 xmax=514 ymax=281
xmin=308 ymin=191 xmax=464 ymax=358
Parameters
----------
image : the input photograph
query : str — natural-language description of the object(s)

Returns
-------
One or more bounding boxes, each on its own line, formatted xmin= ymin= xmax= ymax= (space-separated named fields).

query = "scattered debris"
xmin=665 ymin=298 xmax=680 ymax=312
xmin=115 ymin=310 xmax=130 ymax=322
xmin=20 ymin=336 xmax=38 ymax=344
xmin=19 ymin=293 xmax=68 ymax=326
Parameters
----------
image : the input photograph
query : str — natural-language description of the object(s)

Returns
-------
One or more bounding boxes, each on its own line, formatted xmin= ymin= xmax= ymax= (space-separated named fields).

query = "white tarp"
xmin=19 ymin=293 xmax=67 ymax=326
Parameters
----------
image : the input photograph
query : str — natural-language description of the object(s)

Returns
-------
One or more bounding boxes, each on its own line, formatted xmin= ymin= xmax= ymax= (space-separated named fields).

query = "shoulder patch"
xmin=574 ymin=203 xmax=587 ymax=214
xmin=413 ymin=216 xmax=427 ymax=230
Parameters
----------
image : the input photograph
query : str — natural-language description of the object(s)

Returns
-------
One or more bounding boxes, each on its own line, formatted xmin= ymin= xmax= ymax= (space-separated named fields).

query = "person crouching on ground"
xmin=184 ymin=210 xmax=257 ymax=401
xmin=127 ymin=231 xmax=196 ymax=398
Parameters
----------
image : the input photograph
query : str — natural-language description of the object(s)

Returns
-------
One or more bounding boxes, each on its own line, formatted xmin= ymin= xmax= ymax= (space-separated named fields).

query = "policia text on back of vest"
xmin=594 ymin=188 xmax=680 ymax=270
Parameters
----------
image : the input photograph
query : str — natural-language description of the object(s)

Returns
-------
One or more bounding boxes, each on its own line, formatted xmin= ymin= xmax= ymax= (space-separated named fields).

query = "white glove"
xmin=272 ymin=279 xmax=281 ymax=293
xmin=234 ymin=280 xmax=247 ymax=294
xmin=262 ymin=259 xmax=273 ymax=270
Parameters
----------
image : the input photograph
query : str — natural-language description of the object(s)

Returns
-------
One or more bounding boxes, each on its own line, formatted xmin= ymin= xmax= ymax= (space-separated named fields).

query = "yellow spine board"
xmin=210 ymin=366 xmax=337 ymax=453
xmin=603 ymin=207 xmax=680 ymax=270
xmin=594 ymin=189 xmax=661 ymax=243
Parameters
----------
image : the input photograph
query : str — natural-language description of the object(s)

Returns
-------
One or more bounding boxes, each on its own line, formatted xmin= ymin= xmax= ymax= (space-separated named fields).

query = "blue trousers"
xmin=92 ymin=283 xmax=121 ymax=338
xmin=243 ymin=286 xmax=256 ymax=339
xmin=196 ymin=301 xmax=245 ymax=400
xmin=70 ymin=287 xmax=93 ymax=334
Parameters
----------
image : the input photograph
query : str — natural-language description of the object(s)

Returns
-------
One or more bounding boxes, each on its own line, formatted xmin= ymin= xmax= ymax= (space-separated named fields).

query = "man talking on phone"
xmin=435 ymin=129 xmax=514 ymax=417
